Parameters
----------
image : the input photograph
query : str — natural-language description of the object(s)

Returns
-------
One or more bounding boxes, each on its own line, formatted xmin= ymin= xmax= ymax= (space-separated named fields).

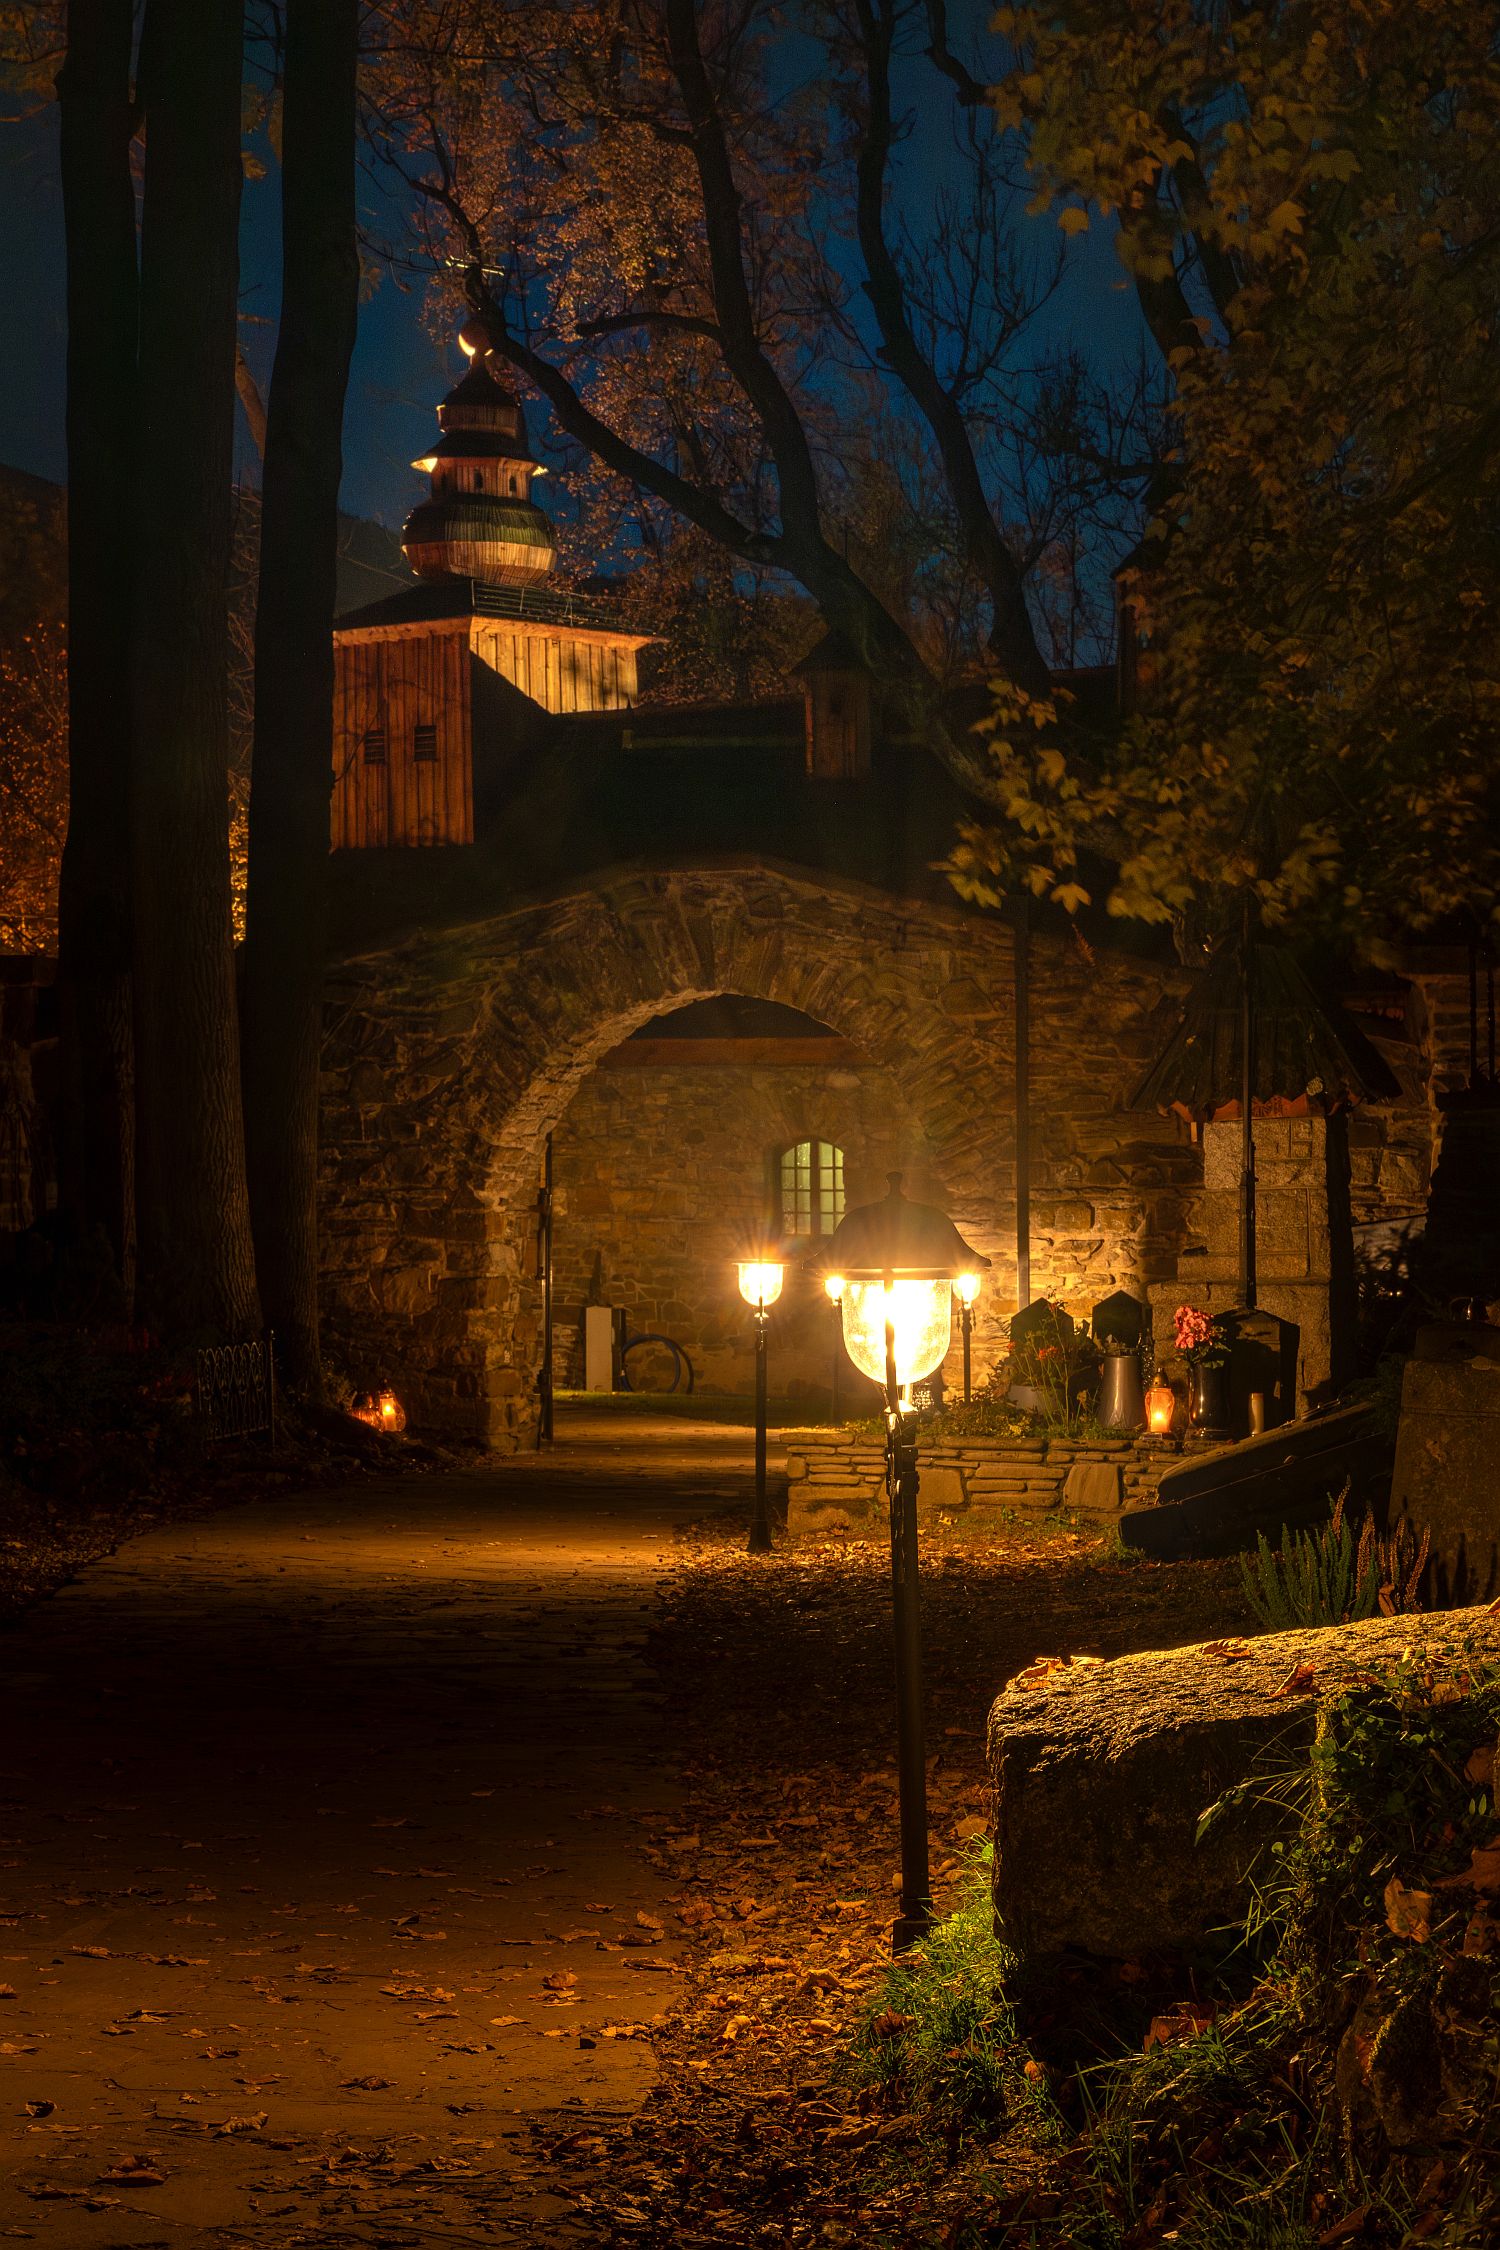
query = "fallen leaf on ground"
xmin=1436 ymin=1836 xmax=1500 ymax=1893
xmin=868 ymin=2010 xmax=913 ymax=2042
xmin=1384 ymin=1876 xmax=1433 ymax=1943
xmin=1144 ymin=2002 xmax=1217 ymax=2051
xmin=1316 ymin=2207 xmax=1372 ymax=2246
xmin=96 ymin=2158 xmax=165 ymax=2185
xmin=338 ymin=2076 xmax=393 ymax=2091
xmin=1272 ymin=1661 xmax=1317 ymax=1699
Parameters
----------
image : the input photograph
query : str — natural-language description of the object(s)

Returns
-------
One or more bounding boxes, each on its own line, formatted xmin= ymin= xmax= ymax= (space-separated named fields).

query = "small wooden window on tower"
xmin=361 ymin=725 xmax=387 ymax=764
xmin=792 ymin=630 xmax=872 ymax=780
xmin=413 ymin=722 xmax=439 ymax=762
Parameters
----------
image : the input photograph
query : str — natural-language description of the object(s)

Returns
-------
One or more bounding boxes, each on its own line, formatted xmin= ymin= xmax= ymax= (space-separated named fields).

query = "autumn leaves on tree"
xmin=949 ymin=2 xmax=1500 ymax=957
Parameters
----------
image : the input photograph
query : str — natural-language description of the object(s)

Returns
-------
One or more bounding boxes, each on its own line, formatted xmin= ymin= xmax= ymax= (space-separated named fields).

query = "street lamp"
xmin=823 ymin=1173 xmax=989 ymax=1951
xmin=737 ymin=1258 xmax=785 ymax=1554
xmin=824 ymin=1270 xmax=845 ymax=1415
xmin=954 ymin=1269 xmax=981 ymax=1404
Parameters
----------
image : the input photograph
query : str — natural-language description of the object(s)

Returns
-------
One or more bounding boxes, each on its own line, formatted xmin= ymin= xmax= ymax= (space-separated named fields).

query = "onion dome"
xmin=402 ymin=350 xmax=557 ymax=587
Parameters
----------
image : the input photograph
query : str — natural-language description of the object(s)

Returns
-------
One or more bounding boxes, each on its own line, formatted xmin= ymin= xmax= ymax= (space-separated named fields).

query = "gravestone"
xmin=1011 ymin=1298 xmax=1074 ymax=1350
xmin=1090 ymin=1289 xmax=1148 ymax=1352
xmin=1220 ymin=1305 xmax=1299 ymax=1435
xmin=1392 ymin=1320 xmax=1500 ymax=1602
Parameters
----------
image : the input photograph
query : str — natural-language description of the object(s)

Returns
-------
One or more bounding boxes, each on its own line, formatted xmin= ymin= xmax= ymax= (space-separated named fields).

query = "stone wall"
xmin=316 ymin=861 xmax=1452 ymax=1446
xmin=318 ymin=864 xmax=1197 ymax=1444
xmin=548 ymin=1048 xmax=934 ymax=1398
xmin=785 ymin=1429 xmax=1195 ymax=1537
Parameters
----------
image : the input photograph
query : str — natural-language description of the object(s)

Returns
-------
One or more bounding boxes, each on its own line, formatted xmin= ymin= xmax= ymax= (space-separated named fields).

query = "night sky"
xmin=0 ymin=48 xmax=1146 ymax=543
xmin=0 ymin=103 xmax=447 ymax=528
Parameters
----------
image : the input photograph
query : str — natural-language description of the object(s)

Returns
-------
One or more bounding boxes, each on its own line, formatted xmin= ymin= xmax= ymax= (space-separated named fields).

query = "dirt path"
xmin=0 ymin=1412 xmax=755 ymax=2248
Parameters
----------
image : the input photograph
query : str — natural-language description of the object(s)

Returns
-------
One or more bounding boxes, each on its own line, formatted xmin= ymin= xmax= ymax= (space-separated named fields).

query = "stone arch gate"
xmin=318 ymin=859 xmax=1189 ymax=1443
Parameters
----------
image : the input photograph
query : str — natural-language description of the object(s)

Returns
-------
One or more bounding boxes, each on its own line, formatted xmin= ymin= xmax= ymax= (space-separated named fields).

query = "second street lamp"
xmin=955 ymin=1269 xmax=981 ymax=1404
xmin=823 ymin=1174 xmax=989 ymax=1951
xmin=823 ymin=1270 xmax=845 ymax=1414
xmin=737 ymin=1259 xmax=784 ymax=1554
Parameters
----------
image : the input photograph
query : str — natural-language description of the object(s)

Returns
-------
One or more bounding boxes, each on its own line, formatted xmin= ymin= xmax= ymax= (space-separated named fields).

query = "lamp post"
xmin=824 ymin=1271 xmax=844 ymax=1415
xmin=955 ymin=1270 xmax=981 ymax=1404
xmin=823 ymin=1174 xmax=989 ymax=1951
xmin=737 ymin=1259 xmax=785 ymax=1555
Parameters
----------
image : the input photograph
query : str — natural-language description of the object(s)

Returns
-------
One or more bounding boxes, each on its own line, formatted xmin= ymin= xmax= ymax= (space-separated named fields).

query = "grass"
xmin=846 ymin=1847 xmax=1054 ymax=2137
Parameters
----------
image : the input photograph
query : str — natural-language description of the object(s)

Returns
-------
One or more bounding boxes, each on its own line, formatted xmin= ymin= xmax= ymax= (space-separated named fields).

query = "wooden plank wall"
xmin=470 ymin=623 xmax=639 ymax=713
xmin=805 ymin=672 xmax=871 ymax=780
xmin=332 ymin=627 xmax=473 ymax=848
xmin=332 ymin=620 xmax=641 ymax=851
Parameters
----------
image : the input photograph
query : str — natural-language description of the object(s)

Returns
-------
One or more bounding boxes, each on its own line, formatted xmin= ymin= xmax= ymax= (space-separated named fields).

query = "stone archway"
xmin=319 ymin=860 xmax=1189 ymax=1442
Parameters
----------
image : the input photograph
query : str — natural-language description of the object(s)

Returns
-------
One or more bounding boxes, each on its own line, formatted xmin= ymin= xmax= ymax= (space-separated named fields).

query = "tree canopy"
xmin=947 ymin=0 xmax=1500 ymax=953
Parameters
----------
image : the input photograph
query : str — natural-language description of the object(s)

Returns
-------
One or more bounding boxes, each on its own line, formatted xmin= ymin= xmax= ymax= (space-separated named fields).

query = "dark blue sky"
xmin=0 ymin=103 xmax=446 ymax=528
xmin=0 ymin=55 xmax=1147 ymax=541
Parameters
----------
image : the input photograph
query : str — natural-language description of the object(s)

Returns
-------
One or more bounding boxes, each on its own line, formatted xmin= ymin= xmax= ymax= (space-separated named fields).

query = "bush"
xmin=1239 ymin=1490 xmax=1429 ymax=1632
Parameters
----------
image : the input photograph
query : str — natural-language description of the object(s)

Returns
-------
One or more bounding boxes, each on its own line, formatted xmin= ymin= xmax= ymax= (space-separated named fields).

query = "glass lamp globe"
xmin=954 ymin=1270 xmax=982 ymax=1309
xmin=823 ymin=1272 xmax=845 ymax=1305
xmin=737 ymin=1260 xmax=785 ymax=1310
xmin=841 ymin=1279 xmax=954 ymax=1390
xmin=822 ymin=1174 xmax=990 ymax=1400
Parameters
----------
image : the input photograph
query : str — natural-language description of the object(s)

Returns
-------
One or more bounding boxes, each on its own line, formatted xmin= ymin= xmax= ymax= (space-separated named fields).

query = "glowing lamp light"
xmin=824 ymin=1175 xmax=989 ymax=1400
xmin=1145 ymin=1379 xmax=1175 ymax=1436
xmin=954 ymin=1270 xmax=983 ymax=1309
xmin=841 ymin=1279 xmax=954 ymax=1393
xmin=737 ymin=1260 xmax=785 ymax=1311
xmin=352 ymin=1387 xmax=407 ymax=1434
xmin=824 ymin=1271 xmax=845 ymax=1305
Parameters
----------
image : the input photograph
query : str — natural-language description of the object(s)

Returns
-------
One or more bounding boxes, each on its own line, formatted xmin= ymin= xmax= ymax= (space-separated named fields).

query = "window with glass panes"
xmin=779 ymin=1140 xmax=845 ymax=1236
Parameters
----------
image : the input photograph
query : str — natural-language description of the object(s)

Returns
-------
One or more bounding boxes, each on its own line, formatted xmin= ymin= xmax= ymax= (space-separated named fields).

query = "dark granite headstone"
xmin=1010 ymin=1298 xmax=1074 ymax=1350
xmin=1090 ymin=1289 xmax=1148 ymax=1352
xmin=1219 ymin=1306 xmax=1299 ymax=1435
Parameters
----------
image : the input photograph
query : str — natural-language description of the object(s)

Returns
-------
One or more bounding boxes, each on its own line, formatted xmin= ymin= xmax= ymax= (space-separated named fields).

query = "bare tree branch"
xmin=852 ymin=0 xmax=1052 ymax=692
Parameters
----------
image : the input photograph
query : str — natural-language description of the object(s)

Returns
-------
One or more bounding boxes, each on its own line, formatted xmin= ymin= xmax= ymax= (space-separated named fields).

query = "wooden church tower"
xmin=331 ymin=342 xmax=650 ymax=849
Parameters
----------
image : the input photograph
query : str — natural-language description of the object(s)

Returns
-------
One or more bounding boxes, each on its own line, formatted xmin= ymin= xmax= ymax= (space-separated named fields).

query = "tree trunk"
xmin=54 ymin=0 xmax=140 ymax=1311
xmin=241 ymin=0 xmax=359 ymax=1393
xmin=130 ymin=0 xmax=259 ymax=1339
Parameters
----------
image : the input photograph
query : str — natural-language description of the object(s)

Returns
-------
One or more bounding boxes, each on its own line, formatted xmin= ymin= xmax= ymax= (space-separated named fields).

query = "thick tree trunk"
xmin=54 ymin=0 xmax=140 ymax=1309
xmin=130 ymin=0 xmax=259 ymax=1339
xmin=241 ymin=0 xmax=359 ymax=1393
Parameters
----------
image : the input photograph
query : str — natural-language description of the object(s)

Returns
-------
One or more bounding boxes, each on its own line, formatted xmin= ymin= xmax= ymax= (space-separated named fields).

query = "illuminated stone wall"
xmin=546 ymin=1049 xmax=934 ymax=1400
xmin=317 ymin=865 xmax=1198 ymax=1442
xmin=316 ymin=862 xmax=1456 ymax=1444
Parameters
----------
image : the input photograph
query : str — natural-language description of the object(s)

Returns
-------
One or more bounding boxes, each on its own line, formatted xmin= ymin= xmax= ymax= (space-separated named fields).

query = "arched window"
xmin=779 ymin=1139 xmax=844 ymax=1237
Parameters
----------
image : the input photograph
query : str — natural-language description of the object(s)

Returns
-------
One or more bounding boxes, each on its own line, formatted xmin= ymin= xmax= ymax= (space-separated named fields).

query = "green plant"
xmin=847 ymin=1847 xmax=1052 ymax=2135
xmin=1240 ymin=1490 xmax=1431 ymax=1631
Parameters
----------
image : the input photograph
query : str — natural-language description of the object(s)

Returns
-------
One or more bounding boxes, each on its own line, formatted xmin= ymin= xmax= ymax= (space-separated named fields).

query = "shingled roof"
xmin=1132 ymin=942 xmax=1401 ymax=1114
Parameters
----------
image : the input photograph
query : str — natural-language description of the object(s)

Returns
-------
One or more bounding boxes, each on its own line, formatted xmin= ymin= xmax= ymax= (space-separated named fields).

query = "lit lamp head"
xmin=737 ymin=1259 xmax=785 ymax=1312
xmin=823 ymin=1272 xmax=845 ymax=1307
xmin=823 ymin=1174 xmax=989 ymax=1400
